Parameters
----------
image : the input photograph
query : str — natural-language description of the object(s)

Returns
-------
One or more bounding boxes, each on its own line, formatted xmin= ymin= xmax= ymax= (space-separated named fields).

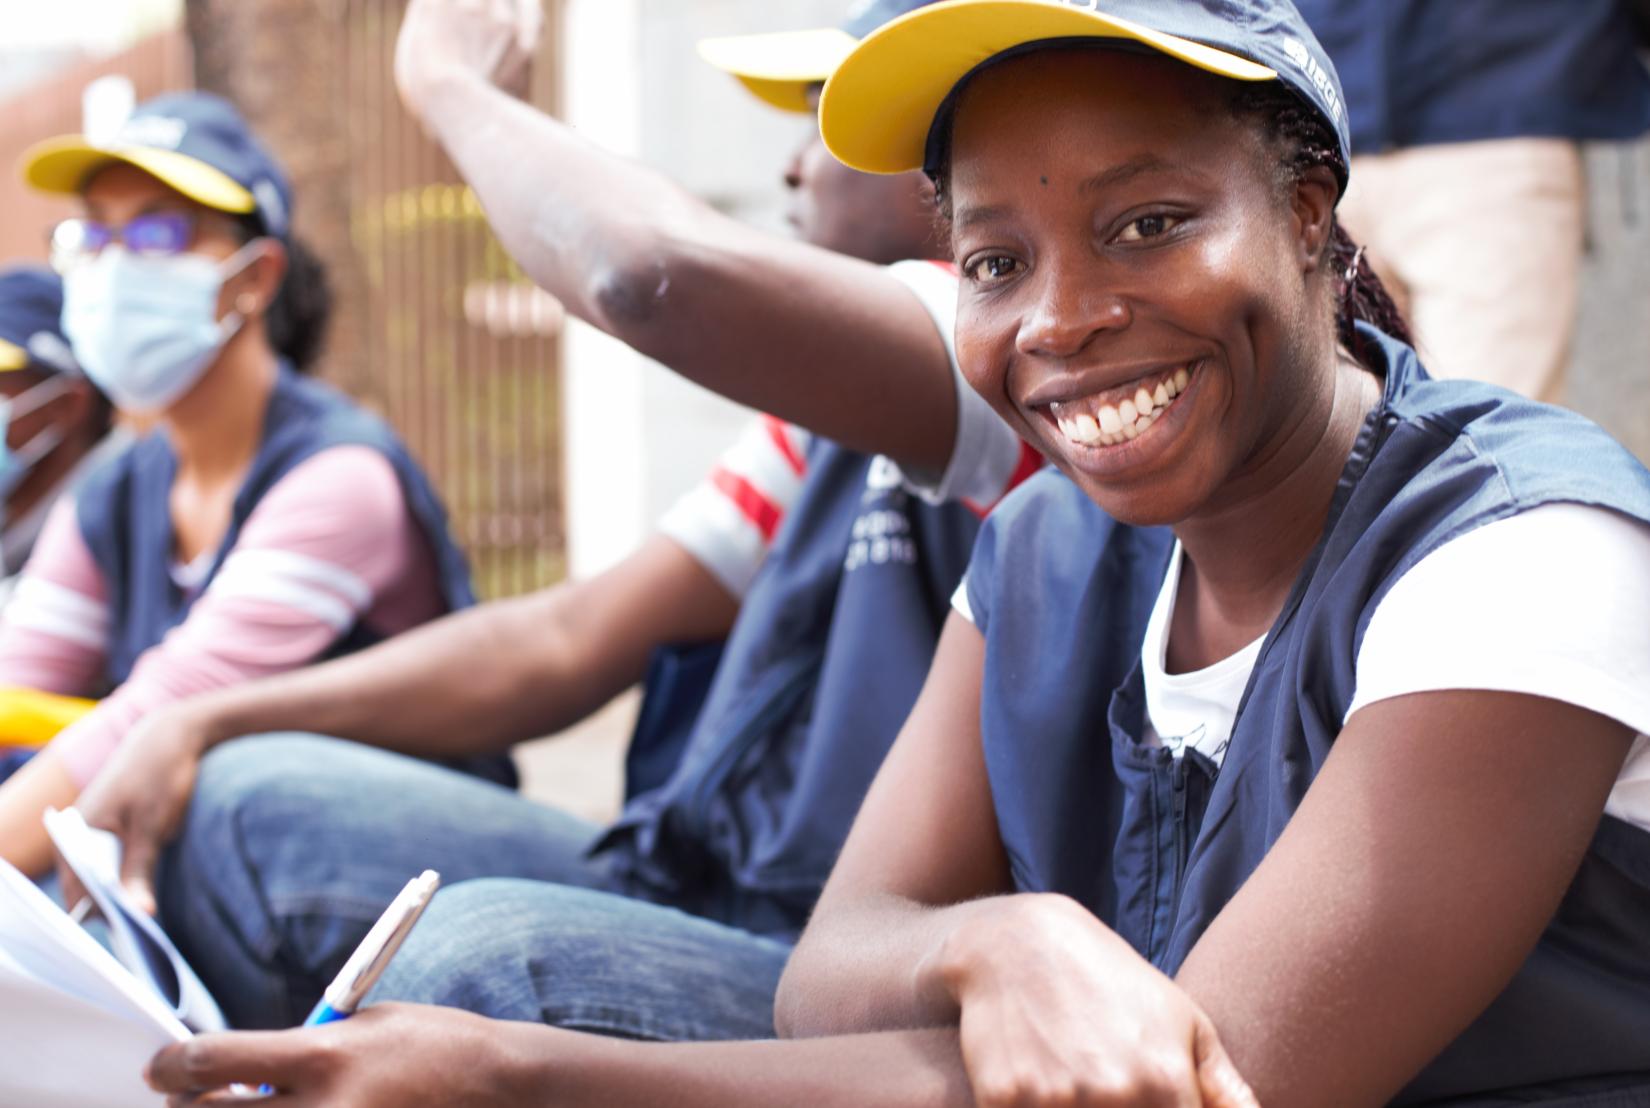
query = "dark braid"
xmin=1226 ymin=83 xmax=1412 ymax=365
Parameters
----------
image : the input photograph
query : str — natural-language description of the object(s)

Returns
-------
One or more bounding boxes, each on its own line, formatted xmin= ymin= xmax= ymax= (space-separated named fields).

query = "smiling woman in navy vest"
xmin=0 ymin=92 xmax=482 ymax=879
xmin=139 ymin=3 xmax=1650 ymax=1106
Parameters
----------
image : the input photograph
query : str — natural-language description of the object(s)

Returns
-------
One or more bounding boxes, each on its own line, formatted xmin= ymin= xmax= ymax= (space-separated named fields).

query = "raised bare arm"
xmin=394 ymin=0 xmax=958 ymax=478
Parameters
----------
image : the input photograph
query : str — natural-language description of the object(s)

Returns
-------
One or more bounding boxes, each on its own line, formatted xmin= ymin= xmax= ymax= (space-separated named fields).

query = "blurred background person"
xmin=1298 ymin=0 xmax=1650 ymax=402
xmin=0 ymin=90 xmax=485 ymax=877
xmin=0 ymin=265 xmax=118 ymax=606
xmin=0 ymin=264 xmax=122 ymax=784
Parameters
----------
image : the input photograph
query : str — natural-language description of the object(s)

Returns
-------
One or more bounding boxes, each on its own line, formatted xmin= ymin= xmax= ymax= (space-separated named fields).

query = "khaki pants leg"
xmin=1338 ymin=138 xmax=1585 ymax=404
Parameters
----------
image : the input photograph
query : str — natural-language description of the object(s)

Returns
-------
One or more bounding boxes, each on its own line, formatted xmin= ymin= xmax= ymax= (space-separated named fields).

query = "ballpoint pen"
xmin=303 ymin=869 xmax=442 ymax=1025
xmin=244 ymin=870 xmax=441 ymax=1097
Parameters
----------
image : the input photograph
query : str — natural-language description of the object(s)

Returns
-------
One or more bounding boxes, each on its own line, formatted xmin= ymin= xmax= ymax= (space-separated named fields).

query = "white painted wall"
xmin=559 ymin=0 xmax=842 ymax=578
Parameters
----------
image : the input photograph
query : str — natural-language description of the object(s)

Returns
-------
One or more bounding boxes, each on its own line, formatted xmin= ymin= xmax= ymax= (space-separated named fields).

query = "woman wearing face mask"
xmin=0 ymin=92 xmax=485 ymax=878
xmin=146 ymin=2 xmax=1650 ymax=1106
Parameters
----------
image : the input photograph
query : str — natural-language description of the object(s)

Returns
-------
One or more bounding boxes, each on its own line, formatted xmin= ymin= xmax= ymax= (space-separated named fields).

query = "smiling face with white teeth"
xmin=942 ymin=49 xmax=1342 ymax=529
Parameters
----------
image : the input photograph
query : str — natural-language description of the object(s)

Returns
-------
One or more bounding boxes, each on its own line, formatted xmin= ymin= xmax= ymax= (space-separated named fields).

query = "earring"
xmin=1343 ymin=244 xmax=1367 ymax=285
xmin=235 ymin=293 xmax=259 ymax=315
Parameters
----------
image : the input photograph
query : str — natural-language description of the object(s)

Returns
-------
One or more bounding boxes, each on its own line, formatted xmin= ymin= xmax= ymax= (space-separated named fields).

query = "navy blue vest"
xmin=599 ymin=442 xmax=984 ymax=938
xmin=967 ymin=327 xmax=1650 ymax=1104
xmin=76 ymin=366 xmax=475 ymax=685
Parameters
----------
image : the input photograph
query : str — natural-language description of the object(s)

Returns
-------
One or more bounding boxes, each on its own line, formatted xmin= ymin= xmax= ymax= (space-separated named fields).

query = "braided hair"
xmin=1226 ymin=82 xmax=1411 ymax=365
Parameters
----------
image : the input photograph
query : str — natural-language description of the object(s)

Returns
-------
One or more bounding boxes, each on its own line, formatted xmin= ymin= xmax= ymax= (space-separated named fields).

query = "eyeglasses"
xmin=48 ymin=213 xmax=199 ymax=274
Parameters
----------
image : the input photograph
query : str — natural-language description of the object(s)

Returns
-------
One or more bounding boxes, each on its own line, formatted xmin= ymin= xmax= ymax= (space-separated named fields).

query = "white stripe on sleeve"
xmin=3 ymin=576 xmax=111 ymax=651
xmin=206 ymin=549 xmax=373 ymax=632
xmin=215 ymin=548 xmax=374 ymax=609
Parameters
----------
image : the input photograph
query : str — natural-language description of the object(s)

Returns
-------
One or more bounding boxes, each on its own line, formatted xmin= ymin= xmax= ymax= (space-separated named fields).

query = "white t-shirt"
xmin=1139 ymin=541 xmax=1265 ymax=766
xmin=953 ymin=503 xmax=1650 ymax=831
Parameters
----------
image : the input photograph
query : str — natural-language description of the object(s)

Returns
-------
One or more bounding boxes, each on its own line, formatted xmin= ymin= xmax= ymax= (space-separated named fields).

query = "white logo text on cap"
xmin=1280 ymin=37 xmax=1343 ymax=124
xmin=110 ymin=115 xmax=188 ymax=151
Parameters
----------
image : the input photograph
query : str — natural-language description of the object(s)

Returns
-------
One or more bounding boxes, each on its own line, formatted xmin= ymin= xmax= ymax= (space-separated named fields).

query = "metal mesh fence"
xmin=0 ymin=4 xmax=566 ymax=601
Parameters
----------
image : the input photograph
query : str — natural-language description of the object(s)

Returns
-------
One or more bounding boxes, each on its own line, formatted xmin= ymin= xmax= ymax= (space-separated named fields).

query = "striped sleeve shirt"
xmin=659 ymin=259 xmax=1041 ymax=599
xmin=0 ymin=445 xmax=447 ymax=786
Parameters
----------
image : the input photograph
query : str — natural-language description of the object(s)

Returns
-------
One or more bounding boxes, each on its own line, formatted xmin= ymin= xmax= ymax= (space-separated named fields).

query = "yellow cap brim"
xmin=821 ymin=0 xmax=1277 ymax=174
xmin=697 ymin=28 xmax=860 ymax=113
xmin=19 ymin=136 xmax=257 ymax=215
xmin=0 ymin=339 xmax=28 ymax=372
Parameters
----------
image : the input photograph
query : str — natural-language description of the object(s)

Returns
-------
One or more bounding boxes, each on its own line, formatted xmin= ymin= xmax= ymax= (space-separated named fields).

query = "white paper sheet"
xmin=44 ymin=806 xmax=227 ymax=1032
xmin=0 ymin=857 xmax=187 ymax=1106
xmin=0 ymin=955 xmax=175 ymax=1107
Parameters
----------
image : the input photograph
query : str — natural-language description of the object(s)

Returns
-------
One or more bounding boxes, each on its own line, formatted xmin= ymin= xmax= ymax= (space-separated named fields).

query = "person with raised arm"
xmin=147 ymin=1 xmax=1650 ymax=1105
xmin=73 ymin=0 xmax=1037 ymax=1045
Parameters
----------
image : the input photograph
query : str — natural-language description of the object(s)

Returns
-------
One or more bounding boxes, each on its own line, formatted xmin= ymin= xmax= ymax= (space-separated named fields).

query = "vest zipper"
xmin=1169 ymin=755 xmax=1192 ymax=927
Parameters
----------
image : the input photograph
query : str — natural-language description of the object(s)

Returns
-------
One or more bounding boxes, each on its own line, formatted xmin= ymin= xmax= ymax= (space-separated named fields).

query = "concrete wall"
xmin=561 ymin=0 xmax=841 ymax=577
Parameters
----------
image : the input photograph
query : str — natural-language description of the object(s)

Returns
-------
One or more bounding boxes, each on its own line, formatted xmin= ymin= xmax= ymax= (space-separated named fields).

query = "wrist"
xmin=933 ymin=894 xmax=1089 ymax=1005
xmin=923 ymin=896 xmax=1021 ymax=1009
xmin=169 ymin=690 xmax=252 ymax=757
xmin=401 ymin=62 xmax=493 ymax=137
xmin=493 ymin=1021 xmax=610 ymax=1105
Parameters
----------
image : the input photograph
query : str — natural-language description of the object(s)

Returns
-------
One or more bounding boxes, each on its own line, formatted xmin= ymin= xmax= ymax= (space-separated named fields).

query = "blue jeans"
xmin=159 ymin=734 xmax=791 ymax=1039
xmin=0 ymin=747 xmax=32 ymax=785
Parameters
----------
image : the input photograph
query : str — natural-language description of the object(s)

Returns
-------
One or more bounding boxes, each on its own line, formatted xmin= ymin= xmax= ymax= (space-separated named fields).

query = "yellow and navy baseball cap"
xmin=20 ymin=91 xmax=293 ymax=238
xmin=698 ymin=0 xmax=945 ymax=113
xmin=0 ymin=266 xmax=80 ymax=377
xmin=819 ymin=0 xmax=1349 ymax=182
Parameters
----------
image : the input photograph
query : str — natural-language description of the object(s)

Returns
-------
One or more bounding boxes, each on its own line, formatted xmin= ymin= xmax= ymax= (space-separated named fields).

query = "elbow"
xmin=589 ymin=253 xmax=670 ymax=333
xmin=773 ymin=931 xmax=861 ymax=1040
xmin=772 ymin=952 xmax=813 ymax=1040
xmin=586 ymin=242 xmax=693 ymax=347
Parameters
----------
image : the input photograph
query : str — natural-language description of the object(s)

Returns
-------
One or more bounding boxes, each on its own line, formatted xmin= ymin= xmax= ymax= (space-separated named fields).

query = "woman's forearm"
xmin=0 ymin=747 xmax=78 ymax=876
xmin=411 ymin=70 xmax=717 ymax=339
xmin=404 ymin=69 xmax=957 ymax=475
xmin=511 ymin=1023 xmax=974 ymax=1108
xmin=778 ymin=894 xmax=1022 ymax=1039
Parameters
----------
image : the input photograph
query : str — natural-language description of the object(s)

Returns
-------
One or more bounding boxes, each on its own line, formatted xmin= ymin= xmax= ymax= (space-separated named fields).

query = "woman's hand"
xmin=146 ymin=1003 xmax=532 ymax=1107
xmin=937 ymin=894 xmax=1258 ymax=1108
xmin=57 ymin=704 xmax=215 ymax=916
xmin=394 ymin=0 xmax=542 ymax=116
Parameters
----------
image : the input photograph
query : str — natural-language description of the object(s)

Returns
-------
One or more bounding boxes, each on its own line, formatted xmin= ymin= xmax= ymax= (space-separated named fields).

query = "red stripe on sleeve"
xmin=710 ymin=466 xmax=785 ymax=543
xmin=762 ymin=416 xmax=807 ymax=478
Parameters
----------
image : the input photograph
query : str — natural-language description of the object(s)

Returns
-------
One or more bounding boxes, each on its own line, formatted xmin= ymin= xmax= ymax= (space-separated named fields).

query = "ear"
xmin=230 ymin=238 xmax=289 ymax=318
xmin=909 ymin=170 xmax=938 ymax=209
xmin=1289 ymin=165 xmax=1338 ymax=275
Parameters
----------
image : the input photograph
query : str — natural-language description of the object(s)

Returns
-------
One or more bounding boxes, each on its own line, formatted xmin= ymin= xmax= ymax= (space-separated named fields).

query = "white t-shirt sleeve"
xmin=951 ymin=579 xmax=975 ymax=625
xmin=657 ymin=415 xmax=813 ymax=599
xmin=1347 ymin=503 xmax=1650 ymax=829
xmin=886 ymin=259 xmax=1031 ymax=509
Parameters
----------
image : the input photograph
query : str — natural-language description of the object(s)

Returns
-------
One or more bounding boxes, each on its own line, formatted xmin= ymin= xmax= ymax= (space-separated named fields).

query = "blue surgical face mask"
xmin=62 ymin=241 xmax=260 ymax=414
xmin=0 ymin=372 xmax=75 ymax=512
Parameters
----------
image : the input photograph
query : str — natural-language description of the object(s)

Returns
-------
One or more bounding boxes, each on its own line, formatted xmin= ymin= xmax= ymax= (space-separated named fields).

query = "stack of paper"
xmin=0 ymin=808 xmax=226 ymax=1107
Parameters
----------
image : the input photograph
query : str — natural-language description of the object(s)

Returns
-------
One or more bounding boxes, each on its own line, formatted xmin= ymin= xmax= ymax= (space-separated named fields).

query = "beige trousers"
xmin=1338 ymin=138 xmax=1586 ymax=404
